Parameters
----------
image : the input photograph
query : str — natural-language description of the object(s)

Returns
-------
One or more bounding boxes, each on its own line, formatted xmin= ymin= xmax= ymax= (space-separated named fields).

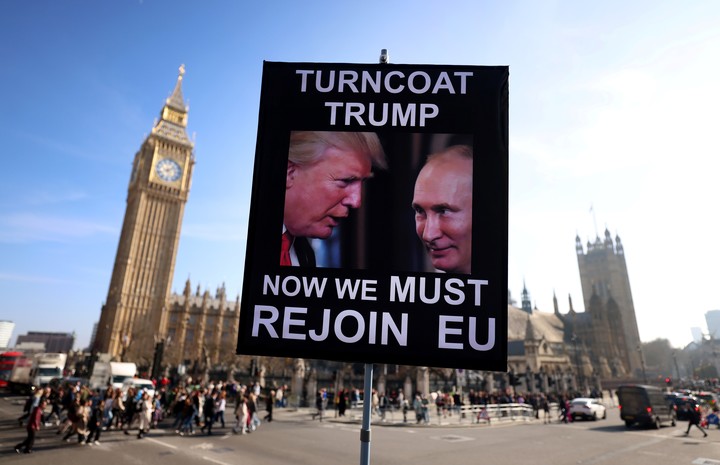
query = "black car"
xmin=671 ymin=395 xmax=701 ymax=421
xmin=617 ymin=384 xmax=676 ymax=429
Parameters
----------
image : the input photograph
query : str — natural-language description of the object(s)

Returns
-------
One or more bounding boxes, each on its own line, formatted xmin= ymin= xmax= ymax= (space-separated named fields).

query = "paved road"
xmin=1 ymin=395 xmax=719 ymax=465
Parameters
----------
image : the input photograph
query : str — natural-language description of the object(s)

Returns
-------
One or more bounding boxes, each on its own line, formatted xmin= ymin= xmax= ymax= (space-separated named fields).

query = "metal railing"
xmin=346 ymin=401 xmax=558 ymax=425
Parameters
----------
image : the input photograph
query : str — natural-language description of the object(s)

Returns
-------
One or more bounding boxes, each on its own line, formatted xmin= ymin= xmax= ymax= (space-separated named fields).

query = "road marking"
xmin=430 ymin=434 xmax=475 ymax=443
xmin=639 ymin=450 xmax=664 ymax=457
xmin=202 ymin=456 xmax=232 ymax=465
xmin=144 ymin=437 xmax=178 ymax=450
xmin=191 ymin=442 xmax=215 ymax=450
xmin=693 ymin=459 xmax=720 ymax=465
xmin=577 ymin=437 xmax=665 ymax=465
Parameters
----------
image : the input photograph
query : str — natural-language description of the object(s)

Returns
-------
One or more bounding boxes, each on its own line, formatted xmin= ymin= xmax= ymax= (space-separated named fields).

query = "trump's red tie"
xmin=280 ymin=232 xmax=292 ymax=266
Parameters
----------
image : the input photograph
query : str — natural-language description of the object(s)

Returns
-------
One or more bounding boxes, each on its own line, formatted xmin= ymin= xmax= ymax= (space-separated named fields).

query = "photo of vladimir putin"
xmin=281 ymin=131 xmax=387 ymax=267
xmin=412 ymin=145 xmax=473 ymax=274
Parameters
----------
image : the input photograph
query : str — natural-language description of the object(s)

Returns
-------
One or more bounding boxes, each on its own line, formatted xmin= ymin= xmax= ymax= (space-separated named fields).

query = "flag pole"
xmin=359 ymin=49 xmax=389 ymax=465
xmin=359 ymin=363 xmax=374 ymax=465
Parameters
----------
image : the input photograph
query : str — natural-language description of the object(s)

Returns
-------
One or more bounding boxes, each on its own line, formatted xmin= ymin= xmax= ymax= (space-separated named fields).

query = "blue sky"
xmin=2 ymin=0 xmax=719 ymax=350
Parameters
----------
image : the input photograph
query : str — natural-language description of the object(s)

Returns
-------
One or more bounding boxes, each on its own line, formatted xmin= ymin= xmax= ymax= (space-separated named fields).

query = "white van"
xmin=121 ymin=377 xmax=156 ymax=400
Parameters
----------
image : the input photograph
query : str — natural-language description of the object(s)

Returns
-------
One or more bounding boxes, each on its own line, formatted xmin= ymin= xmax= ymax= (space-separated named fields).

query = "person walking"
xmin=15 ymin=399 xmax=46 ymax=454
xmin=684 ymin=402 xmax=708 ymax=437
xmin=111 ymin=388 xmax=125 ymax=429
xmin=178 ymin=397 xmax=196 ymax=436
xmin=541 ymin=395 xmax=550 ymax=424
xmin=122 ymin=388 xmax=138 ymax=435
xmin=264 ymin=390 xmax=274 ymax=422
xmin=200 ymin=391 xmax=216 ymax=435
xmin=214 ymin=391 xmax=227 ymax=428
xmin=137 ymin=391 xmax=152 ymax=439
xmin=312 ymin=389 xmax=326 ymax=421
xmin=559 ymin=397 xmax=570 ymax=423
xmin=338 ymin=389 xmax=348 ymax=418
xmin=275 ymin=386 xmax=284 ymax=408
xmin=232 ymin=396 xmax=248 ymax=434
xmin=247 ymin=392 xmax=259 ymax=431
xmin=86 ymin=399 xmax=104 ymax=445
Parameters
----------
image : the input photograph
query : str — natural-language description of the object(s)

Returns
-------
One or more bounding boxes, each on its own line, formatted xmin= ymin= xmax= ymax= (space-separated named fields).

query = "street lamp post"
xmin=571 ymin=334 xmax=583 ymax=394
xmin=151 ymin=334 xmax=167 ymax=382
xmin=672 ymin=351 xmax=681 ymax=381
xmin=120 ymin=333 xmax=131 ymax=362
xmin=637 ymin=345 xmax=648 ymax=384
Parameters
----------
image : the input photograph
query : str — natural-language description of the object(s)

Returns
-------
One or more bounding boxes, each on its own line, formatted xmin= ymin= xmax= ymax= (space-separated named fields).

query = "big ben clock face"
xmin=155 ymin=158 xmax=182 ymax=182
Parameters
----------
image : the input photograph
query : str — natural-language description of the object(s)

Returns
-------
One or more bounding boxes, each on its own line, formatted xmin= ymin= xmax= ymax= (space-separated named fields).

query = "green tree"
xmin=642 ymin=338 xmax=675 ymax=377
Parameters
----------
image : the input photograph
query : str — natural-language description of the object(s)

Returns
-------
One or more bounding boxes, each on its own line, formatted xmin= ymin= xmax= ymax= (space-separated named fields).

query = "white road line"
xmin=202 ymin=455 xmax=233 ymax=465
xmin=577 ymin=437 xmax=665 ymax=465
xmin=144 ymin=437 xmax=178 ymax=449
xmin=191 ymin=442 xmax=214 ymax=450
xmin=692 ymin=459 xmax=720 ymax=465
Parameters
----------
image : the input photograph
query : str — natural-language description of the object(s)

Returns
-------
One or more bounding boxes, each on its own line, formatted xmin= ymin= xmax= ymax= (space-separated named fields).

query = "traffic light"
xmin=665 ymin=377 xmax=672 ymax=386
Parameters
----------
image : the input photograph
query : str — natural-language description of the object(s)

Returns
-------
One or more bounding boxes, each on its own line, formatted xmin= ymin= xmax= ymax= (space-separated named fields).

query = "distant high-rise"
xmin=691 ymin=327 xmax=704 ymax=344
xmin=706 ymin=310 xmax=720 ymax=339
xmin=575 ymin=228 xmax=642 ymax=377
xmin=15 ymin=331 xmax=75 ymax=353
xmin=0 ymin=321 xmax=14 ymax=349
xmin=94 ymin=66 xmax=195 ymax=361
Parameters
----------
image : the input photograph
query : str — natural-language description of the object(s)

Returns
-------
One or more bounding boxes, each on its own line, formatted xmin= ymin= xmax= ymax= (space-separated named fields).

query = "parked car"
xmin=694 ymin=391 xmax=719 ymax=408
xmin=569 ymin=398 xmax=607 ymax=421
xmin=617 ymin=384 xmax=676 ymax=429
xmin=121 ymin=377 xmax=155 ymax=400
xmin=48 ymin=376 xmax=90 ymax=390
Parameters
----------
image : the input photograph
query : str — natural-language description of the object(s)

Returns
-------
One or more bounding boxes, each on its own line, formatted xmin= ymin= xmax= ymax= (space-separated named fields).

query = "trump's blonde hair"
xmin=288 ymin=131 xmax=387 ymax=170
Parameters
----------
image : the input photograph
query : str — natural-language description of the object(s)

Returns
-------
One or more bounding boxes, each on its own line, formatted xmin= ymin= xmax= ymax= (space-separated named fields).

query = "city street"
xmin=1 ymin=395 xmax=719 ymax=465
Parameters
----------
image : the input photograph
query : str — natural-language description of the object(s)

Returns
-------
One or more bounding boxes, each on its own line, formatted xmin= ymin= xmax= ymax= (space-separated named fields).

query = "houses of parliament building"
xmin=92 ymin=68 xmax=644 ymax=392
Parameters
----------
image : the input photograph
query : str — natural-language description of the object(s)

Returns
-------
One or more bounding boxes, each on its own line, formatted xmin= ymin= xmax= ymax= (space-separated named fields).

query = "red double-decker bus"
xmin=0 ymin=351 xmax=24 ymax=389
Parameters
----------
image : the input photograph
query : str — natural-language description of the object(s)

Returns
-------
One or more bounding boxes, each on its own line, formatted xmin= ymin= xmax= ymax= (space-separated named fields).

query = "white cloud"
xmin=0 ymin=272 xmax=73 ymax=284
xmin=0 ymin=213 xmax=116 ymax=243
xmin=22 ymin=190 xmax=88 ymax=206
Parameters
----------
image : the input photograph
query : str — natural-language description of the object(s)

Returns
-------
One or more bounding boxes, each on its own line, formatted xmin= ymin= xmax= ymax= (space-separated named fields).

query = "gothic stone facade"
xmin=94 ymin=67 xmax=194 ymax=362
xmin=163 ymin=280 xmax=240 ymax=369
xmin=570 ymin=228 xmax=643 ymax=377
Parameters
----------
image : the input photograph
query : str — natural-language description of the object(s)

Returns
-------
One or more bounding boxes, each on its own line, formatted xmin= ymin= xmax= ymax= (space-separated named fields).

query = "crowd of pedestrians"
xmin=12 ymin=378 xmax=286 ymax=454
xmin=18 ymin=376 xmax=717 ymax=455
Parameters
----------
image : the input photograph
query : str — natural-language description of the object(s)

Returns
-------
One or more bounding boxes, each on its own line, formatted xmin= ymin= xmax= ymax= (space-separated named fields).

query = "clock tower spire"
xmin=94 ymin=66 xmax=195 ymax=363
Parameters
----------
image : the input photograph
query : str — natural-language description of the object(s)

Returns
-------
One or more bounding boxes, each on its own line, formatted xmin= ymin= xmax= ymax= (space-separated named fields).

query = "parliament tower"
xmin=94 ymin=66 xmax=195 ymax=362
xmin=576 ymin=228 xmax=642 ymax=377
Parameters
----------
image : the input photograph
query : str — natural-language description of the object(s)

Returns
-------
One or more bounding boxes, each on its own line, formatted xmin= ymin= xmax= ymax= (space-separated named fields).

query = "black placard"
xmin=237 ymin=61 xmax=508 ymax=370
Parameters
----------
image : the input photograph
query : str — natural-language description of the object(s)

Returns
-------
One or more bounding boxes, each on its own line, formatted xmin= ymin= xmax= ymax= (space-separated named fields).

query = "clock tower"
xmin=94 ymin=66 xmax=195 ymax=362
